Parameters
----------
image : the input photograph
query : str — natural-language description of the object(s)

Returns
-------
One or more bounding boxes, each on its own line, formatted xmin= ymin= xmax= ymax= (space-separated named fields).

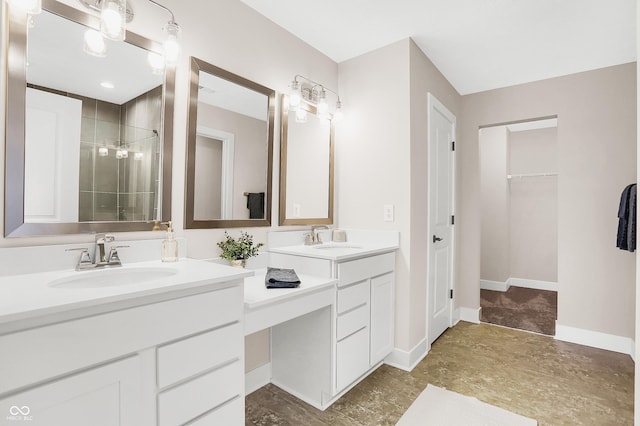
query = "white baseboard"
xmin=509 ymin=277 xmax=558 ymax=292
xmin=555 ymin=323 xmax=634 ymax=356
xmin=456 ymin=307 xmax=481 ymax=324
xmin=245 ymin=363 xmax=271 ymax=395
xmin=385 ymin=338 xmax=429 ymax=372
xmin=480 ymin=279 xmax=510 ymax=291
xmin=480 ymin=278 xmax=558 ymax=292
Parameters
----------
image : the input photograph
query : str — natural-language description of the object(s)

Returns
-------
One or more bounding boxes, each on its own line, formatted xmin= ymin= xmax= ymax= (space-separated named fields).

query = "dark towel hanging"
xmin=617 ymin=183 xmax=636 ymax=251
xmin=247 ymin=192 xmax=265 ymax=219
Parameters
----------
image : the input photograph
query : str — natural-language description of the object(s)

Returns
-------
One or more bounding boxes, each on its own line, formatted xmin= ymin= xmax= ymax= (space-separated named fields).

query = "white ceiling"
xmin=239 ymin=0 xmax=636 ymax=95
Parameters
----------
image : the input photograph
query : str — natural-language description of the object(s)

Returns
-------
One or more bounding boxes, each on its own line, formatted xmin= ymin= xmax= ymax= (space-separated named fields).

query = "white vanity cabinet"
xmin=0 ymin=281 xmax=245 ymax=426
xmin=269 ymin=250 xmax=396 ymax=396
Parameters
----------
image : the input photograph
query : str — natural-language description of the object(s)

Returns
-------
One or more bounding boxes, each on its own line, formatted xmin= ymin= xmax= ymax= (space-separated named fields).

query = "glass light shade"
xmin=163 ymin=22 xmax=181 ymax=66
xmin=98 ymin=147 xmax=109 ymax=157
xmin=317 ymin=88 xmax=329 ymax=117
xmin=100 ymin=0 xmax=126 ymax=41
xmin=147 ymin=51 xmax=165 ymax=75
xmin=8 ymin=0 xmax=41 ymax=15
xmin=289 ymin=80 xmax=301 ymax=110
xmin=83 ymin=29 xmax=107 ymax=57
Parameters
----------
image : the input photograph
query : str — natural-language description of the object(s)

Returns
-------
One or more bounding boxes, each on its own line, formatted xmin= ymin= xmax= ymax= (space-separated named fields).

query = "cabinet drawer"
xmin=187 ymin=396 xmax=243 ymax=426
xmin=337 ymin=280 xmax=369 ymax=314
xmin=158 ymin=322 xmax=242 ymax=388
xmin=336 ymin=327 xmax=369 ymax=391
xmin=337 ymin=304 xmax=369 ymax=341
xmin=0 ymin=284 xmax=243 ymax=395
xmin=158 ymin=360 xmax=242 ymax=426
xmin=337 ymin=252 xmax=395 ymax=287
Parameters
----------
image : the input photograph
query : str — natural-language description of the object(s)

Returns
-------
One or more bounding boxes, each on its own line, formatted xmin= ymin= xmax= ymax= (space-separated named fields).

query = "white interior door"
xmin=427 ymin=93 xmax=456 ymax=344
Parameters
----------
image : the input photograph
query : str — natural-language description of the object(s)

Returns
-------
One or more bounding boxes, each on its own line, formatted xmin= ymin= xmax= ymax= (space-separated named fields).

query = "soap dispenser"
xmin=161 ymin=221 xmax=178 ymax=262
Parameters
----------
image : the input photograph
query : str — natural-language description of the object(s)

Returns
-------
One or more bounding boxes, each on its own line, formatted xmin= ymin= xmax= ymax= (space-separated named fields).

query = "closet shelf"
xmin=507 ymin=172 xmax=558 ymax=180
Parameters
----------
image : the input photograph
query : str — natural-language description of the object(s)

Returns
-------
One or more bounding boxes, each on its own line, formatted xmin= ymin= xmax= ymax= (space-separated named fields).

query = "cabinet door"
xmin=336 ymin=327 xmax=369 ymax=391
xmin=0 ymin=356 xmax=142 ymax=426
xmin=370 ymin=273 xmax=395 ymax=365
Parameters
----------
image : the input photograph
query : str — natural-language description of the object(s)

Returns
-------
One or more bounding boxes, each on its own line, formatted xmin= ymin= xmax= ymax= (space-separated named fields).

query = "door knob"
xmin=433 ymin=235 xmax=443 ymax=243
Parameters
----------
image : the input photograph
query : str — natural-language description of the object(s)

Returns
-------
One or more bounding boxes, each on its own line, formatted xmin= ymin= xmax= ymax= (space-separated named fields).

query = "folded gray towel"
xmin=265 ymin=267 xmax=301 ymax=288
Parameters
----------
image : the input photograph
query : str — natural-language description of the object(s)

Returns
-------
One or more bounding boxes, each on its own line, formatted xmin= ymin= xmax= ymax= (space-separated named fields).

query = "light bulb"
xmin=148 ymin=51 xmax=165 ymax=75
xmin=100 ymin=0 xmax=126 ymax=41
xmin=83 ymin=29 xmax=107 ymax=58
xmin=317 ymin=88 xmax=329 ymax=117
xmin=8 ymin=0 xmax=41 ymax=15
xmin=289 ymin=80 xmax=301 ymax=110
xmin=163 ymin=22 xmax=181 ymax=66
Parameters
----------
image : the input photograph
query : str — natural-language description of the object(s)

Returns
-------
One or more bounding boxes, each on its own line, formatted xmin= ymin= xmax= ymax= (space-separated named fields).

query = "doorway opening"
xmin=478 ymin=117 xmax=558 ymax=336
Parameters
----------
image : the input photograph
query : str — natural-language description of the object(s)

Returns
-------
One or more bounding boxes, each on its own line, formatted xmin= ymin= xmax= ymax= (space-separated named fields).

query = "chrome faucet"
xmin=66 ymin=234 xmax=128 ymax=271
xmin=95 ymin=233 xmax=115 ymax=264
xmin=306 ymin=225 xmax=329 ymax=245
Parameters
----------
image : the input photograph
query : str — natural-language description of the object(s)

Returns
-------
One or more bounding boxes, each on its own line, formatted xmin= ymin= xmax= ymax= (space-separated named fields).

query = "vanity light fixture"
xmin=288 ymin=75 xmax=343 ymax=122
xmin=6 ymin=0 xmax=42 ymax=15
xmin=98 ymin=147 xmax=109 ymax=156
xmin=78 ymin=0 xmax=181 ymax=67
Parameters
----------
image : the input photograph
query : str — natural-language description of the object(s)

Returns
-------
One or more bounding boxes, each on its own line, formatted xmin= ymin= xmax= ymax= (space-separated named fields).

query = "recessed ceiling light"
xmin=100 ymin=81 xmax=115 ymax=89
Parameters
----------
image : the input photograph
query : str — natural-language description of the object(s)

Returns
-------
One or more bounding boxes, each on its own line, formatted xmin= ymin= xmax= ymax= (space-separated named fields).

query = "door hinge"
xmin=451 ymin=215 xmax=455 ymax=225
xmin=449 ymin=289 xmax=454 ymax=299
xmin=451 ymin=141 xmax=455 ymax=151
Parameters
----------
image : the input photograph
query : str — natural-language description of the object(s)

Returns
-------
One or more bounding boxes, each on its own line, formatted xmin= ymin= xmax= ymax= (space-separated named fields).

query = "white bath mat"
xmin=396 ymin=384 xmax=537 ymax=426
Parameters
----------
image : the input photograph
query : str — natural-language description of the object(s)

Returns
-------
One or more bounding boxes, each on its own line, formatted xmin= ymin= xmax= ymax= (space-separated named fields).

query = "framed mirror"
xmin=279 ymin=95 xmax=334 ymax=226
xmin=185 ymin=57 xmax=275 ymax=228
xmin=4 ymin=0 xmax=174 ymax=237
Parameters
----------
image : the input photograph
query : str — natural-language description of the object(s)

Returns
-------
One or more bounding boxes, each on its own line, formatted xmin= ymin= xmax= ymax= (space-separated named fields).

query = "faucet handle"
xmin=107 ymin=245 xmax=129 ymax=265
xmin=66 ymin=248 xmax=94 ymax=270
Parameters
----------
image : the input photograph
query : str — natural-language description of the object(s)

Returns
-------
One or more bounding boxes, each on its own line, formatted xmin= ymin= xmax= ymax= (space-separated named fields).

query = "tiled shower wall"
xmin=77 ymin=86 xmax=162 ymax=221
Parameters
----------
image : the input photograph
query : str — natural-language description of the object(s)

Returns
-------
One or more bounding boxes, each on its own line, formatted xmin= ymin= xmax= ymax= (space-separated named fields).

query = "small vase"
xmin=229 ymin=259 xmax=246 ymax=268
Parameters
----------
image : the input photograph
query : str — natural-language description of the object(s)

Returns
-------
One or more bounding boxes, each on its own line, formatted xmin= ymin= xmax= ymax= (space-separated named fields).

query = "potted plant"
xmin=217 ymin=231 xmax=264 ymax=268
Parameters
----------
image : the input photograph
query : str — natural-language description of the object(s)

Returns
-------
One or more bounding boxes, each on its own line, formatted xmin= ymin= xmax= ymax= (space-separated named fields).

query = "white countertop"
xmin=243 ymin=269 xmax=337 ymax=335
xmin=0 ymin=259 xmax=253 ymax=334
xmin=268 ymin=242 xmax=398 ymax=262
xmin=244 ymin=269 xmax=337 ymax=309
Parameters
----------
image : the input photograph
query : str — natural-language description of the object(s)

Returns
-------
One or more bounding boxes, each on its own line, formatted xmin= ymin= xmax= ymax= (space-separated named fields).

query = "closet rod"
xmin=507 ymin=172 xmax=558 ymax=179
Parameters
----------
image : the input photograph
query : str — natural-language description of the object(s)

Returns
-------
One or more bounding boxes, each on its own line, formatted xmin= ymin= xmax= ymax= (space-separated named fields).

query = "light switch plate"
xmin=293 ymin=204 xmax=301 ymax=218
xmin=383 ymin=204 xmax=394 ymax=222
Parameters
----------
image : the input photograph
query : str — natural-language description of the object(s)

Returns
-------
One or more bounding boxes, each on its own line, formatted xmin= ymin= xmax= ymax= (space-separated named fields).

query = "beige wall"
xmin=479 ymin=126 xmax=511 ymax=283
xmin=509 ymin=127 xmax=558 ymax=282
xmin=459 ymin=63 xmax=636 ymax=338
xmin=338 ymin=38 xmax=461 ymax=352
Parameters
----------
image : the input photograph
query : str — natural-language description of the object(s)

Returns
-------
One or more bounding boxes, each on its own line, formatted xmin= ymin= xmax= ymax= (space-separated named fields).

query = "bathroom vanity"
xmin=268 ymin=230 xmax=399 ymax=402
xmin=0 ymin=259 xmax=251 ymax=426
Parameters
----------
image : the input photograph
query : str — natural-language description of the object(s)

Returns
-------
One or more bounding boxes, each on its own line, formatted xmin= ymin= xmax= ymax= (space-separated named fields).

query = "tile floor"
xmin=245 ymin=321 xmax=634 ymax=425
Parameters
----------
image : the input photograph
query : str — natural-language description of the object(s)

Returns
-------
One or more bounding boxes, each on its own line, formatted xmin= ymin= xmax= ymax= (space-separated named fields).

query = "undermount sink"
xmin=49 ymin=267 xmax=178 ymax=289
xmin=312 ymin=243 xmax=364 ymax=250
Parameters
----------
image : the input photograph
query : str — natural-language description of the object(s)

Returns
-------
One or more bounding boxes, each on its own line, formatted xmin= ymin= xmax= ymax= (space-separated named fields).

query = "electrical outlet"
xmin=293 ymin=204 xmax=301 ymax=218
xmin=383 ymin=204 xmax=394 ymax=222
